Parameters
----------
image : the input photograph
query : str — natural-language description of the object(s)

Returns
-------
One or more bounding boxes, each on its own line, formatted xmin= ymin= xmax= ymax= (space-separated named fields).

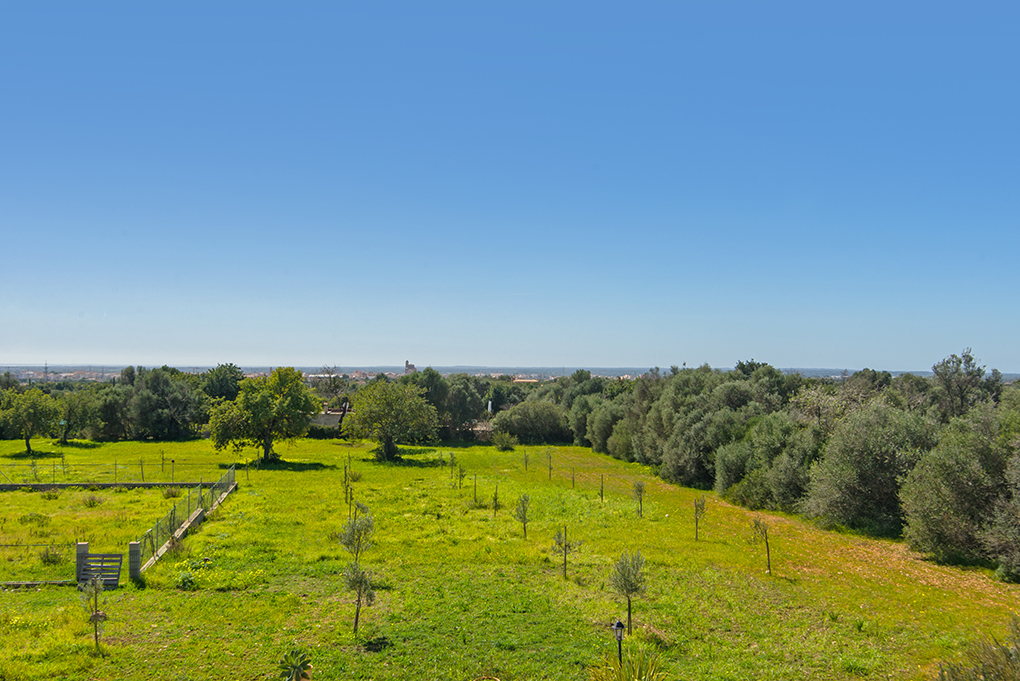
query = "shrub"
xmin=40 ymin=488 xmax=61 ymax=501
xmin=163 ymin=486 xmax=181 ymax=499
xmin=491 ymin=401 xmax=571 ymax=444
xmin=83 ymin=495 xmax=104 ymax=508
xmin=937 ymin=617 xmax=1020 ymax=680
xmin=18 ymin=512 xmax=49 ymax=526
xmin=176 ymin=572 xmax=197 ymax=590
xmin=306 ymin=424 xmax=339 ymax=440
xmin=803 ymin=400 xmax=937 ymax=536
xmin=40 ymin=546 xmax=64 ymax=566
xmin=902 ymin=440 xmax=996 ymax=564
xmin=492 ymin=431 xmax=518 ymax=451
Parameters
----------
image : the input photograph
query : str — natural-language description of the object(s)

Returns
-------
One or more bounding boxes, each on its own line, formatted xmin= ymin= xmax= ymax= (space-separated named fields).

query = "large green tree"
xmin=58 ymin=389 xmax=101 ymax=444
xmin=445 ymin=373 xmax=485 ymax=437
xmin=346 ymin=381 xmax=438 ymax=460
xmin=2 ymin=388 xmax=59 ymax=454
xmin=202 ymin=363 xmax=245 ymax=401
xmin=210 ymin=367 xmax=320 ymax=462
xmin=932 ymin=349 xmax=1001 ymax=422
xmin=130 ymin=367 xmax=208 ymax=440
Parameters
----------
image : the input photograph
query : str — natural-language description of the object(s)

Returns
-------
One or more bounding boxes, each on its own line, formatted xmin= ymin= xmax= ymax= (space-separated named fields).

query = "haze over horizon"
xmin=2 ymin=4 xmax=1018 ymax=373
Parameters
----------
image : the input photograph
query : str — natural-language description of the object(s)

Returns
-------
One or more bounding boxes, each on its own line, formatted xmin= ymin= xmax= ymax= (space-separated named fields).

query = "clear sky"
xmin=2 ymin=3 xmax=1018 ymax=373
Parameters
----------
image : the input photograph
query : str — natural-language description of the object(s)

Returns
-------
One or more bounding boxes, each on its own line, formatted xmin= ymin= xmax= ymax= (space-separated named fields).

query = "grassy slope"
xmin=0 ymin=437 xmax=1017 ymax=680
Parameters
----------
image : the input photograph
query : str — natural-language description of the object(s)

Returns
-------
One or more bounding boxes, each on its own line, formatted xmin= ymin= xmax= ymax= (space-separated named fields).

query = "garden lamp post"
xmin=613 ymin=619 xmax=625 ymax=666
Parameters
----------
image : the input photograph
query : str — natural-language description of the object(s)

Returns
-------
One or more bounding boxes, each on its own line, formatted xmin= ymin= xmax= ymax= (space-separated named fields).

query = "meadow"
xmin=0 ymin=437 xmax=1017 ymax=680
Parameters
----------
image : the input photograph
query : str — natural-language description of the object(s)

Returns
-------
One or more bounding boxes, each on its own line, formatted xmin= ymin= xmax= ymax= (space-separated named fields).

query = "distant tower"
xmin=405 ymin=360 xmax=417 ymax=374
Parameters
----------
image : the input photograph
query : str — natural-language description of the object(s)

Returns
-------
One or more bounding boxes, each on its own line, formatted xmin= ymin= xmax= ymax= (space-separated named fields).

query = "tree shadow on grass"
xmin=373 ymin=449 xmax=445 ymax=469
xmin=53 ymin=439 xmax=102 ymax=449
xmin=363 ymin=636 xmax=391 ymax=653
xmin=246 ymin=460 xmax=337 ymax=472
xmin=3 ymin=449 xmax=63 ymax=460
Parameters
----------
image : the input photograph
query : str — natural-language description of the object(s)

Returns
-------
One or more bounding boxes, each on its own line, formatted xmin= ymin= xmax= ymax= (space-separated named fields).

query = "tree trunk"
xmin=381 ymin=436 xmax=397 ymax=460
xmin=336 ymin=402 xmax=348 ymax=437
xmin=627 ymin=596 xmax=632 ymax=634
xmin=353 ymin=600 xmax=362 ymax=634
xmin=261 ymin=432 xmax=275 ymax=462
xmin=24 ymin=431 xmax=32 ymax=455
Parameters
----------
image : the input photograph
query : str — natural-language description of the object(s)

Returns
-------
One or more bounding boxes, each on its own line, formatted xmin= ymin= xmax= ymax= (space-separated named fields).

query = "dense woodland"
xmin=2 ymin=350 xmax=1019 ymax=581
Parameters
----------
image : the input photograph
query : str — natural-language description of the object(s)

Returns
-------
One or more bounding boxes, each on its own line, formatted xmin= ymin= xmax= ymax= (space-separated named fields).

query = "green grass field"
xmin=1 ymin=437 xmax=1017 ymax=680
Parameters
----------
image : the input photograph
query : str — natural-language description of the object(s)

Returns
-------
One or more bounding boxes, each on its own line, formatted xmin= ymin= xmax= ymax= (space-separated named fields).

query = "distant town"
xmin=3 ymin=362 xmax=1002 ymax=385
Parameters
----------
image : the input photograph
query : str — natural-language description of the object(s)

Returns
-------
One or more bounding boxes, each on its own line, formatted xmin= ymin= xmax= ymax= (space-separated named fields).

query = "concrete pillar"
xmin=75 ymin=542 xmax=89 ymax=581
xmin=128 ymin=541 xmax=141 ymax=580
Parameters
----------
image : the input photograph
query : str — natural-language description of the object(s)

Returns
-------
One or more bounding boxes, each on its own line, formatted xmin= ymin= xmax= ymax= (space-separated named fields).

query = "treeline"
xmin=487 ymin=351 xmax=1020 ymax=579
xmin=0 ymin=364 xmax=528 ymax=446
xmin=0 ymin=363 xmax=247 ymax=445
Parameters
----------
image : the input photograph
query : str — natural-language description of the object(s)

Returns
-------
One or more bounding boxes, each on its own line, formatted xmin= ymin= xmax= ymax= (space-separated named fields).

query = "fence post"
xmin=75 ymin=542 xmax=89 ymax=581
xmin=129 ymin=541 xmax=141 ymax=580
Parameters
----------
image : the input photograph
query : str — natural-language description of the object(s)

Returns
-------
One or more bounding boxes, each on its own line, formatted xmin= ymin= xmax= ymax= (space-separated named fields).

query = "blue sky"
xmin=1 ymin=3 xmax=1018 ymax=372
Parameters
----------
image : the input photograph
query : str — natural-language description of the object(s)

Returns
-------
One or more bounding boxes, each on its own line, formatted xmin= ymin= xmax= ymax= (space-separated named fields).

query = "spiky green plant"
xmin=588 ymin=645 xmax=670 ymax=681
xmin=278 ymin=648 xmax=312 ymax=681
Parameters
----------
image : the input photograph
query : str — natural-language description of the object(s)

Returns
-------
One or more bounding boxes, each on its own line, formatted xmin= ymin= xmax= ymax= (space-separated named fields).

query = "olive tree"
xmin=803 ymin=400 xmax=936 ymax=536
xmin=2 ymin=388 xmax=58 ymax=455
xmin=610 ymin=550 xmax=646 ymax=634
xmin=346 ymin=382 xmax=438 ymax=461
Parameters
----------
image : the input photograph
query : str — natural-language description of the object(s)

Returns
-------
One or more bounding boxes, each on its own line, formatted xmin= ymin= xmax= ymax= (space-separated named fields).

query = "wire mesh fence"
xmin=137 ymin=465 xmax=235 ymax=567
xmin=0 ymin=458 xmax=230 ymax=486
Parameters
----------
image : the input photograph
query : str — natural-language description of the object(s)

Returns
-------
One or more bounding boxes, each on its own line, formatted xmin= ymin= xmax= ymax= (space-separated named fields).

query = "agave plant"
xmin=278 ymin=648 xmax=312 ymax=681
xmin=588 ymin=645 xmax=670 ymax=681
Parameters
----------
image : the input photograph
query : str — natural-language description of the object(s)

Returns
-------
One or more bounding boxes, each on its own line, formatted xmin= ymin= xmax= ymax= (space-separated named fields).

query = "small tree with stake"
xmin=694 ymin=496 xmax=707 ymax=541
xmin=335 ymin=502 xmax=374 ymax=563
xmin=80 ymin=575 xmax=108 ymax=655
xmin=342 ymin=562 xmax=376 ymax=634
xmin=553 ymin=525 xmax=582 ymax=579
xmin=514 ymin=493 xmax=530 ymax=539
xmin=610 ymin=550 xmax=646 ymax=634
xmin=750 ymin=517 xmax=772 ymax=575
xmin=633 ymin=481 xmax=645 ymax=518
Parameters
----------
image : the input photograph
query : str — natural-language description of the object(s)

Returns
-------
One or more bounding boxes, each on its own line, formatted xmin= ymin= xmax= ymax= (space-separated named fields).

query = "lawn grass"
xmin=1 ymin=437 xmax=1017 ymax=680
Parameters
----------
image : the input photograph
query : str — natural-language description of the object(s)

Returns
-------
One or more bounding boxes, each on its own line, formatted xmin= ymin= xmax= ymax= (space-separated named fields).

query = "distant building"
xmin=405 ymin=360 xmax=417 ymax=374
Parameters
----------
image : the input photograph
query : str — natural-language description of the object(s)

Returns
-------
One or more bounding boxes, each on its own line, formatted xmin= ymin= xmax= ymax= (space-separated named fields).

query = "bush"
xmin=937 ymin=617 xmax=1020 ymax=680
xmin=306 ymin=424 xmax=339 ymax=440
xmin=803 ymin=400 xmax=937 ymax=536
xmin=163 ymin=486 xmax=181 ymax=499
xmin=491 ymin=431 xmax=518 ymax=451
xmin=491 ymin=401 xmax=571 ymax=444
xmin=83 ymin=495 xmax=104 ymax=508
xmin=39 ymin=546 xmax=64 ymax=566
xmin=902 ymin=440 xmax=996 ymax=564
xmin=176 ymin=571 xmax=197 ymax=590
